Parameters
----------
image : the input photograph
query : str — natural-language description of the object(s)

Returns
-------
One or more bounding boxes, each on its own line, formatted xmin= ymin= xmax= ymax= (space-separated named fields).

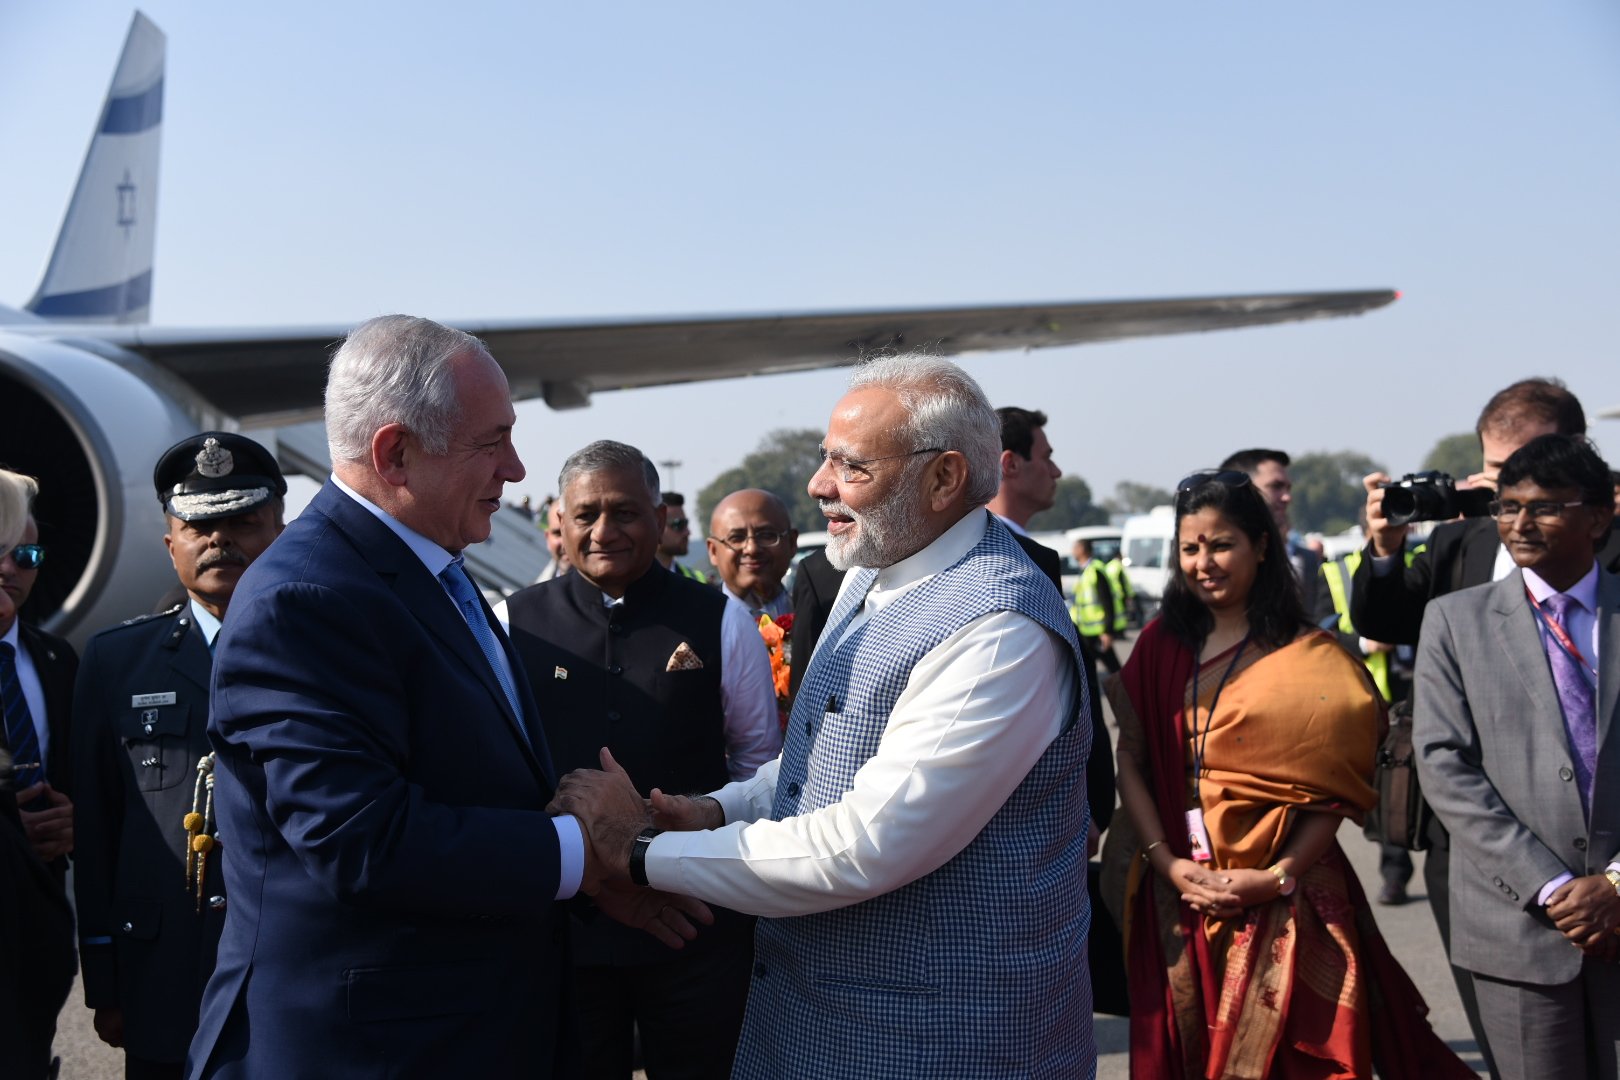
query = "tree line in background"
xmin=693 ymin=429 xmax=1481 ymax=538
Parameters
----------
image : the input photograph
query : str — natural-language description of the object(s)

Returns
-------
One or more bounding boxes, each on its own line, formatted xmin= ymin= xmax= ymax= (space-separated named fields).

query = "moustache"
xmin=818 ymin=499 xmax=856 ymax=518
xmin=196 ymin=550 xmax=249 ymax=573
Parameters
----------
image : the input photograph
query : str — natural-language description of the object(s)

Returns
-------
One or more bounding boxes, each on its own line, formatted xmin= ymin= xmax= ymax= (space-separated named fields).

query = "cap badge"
xmin=195 ymin=437 xmax=234 ymax=479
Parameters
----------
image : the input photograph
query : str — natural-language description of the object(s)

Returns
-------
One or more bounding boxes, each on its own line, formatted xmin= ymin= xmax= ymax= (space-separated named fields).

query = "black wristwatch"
xmin=629 ymin=826 xmax=662 ymax=887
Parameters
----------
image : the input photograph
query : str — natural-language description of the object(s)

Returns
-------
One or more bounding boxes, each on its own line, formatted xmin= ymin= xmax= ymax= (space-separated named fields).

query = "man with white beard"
xmin=551 ymin=354 xmax=1098 ymax=1079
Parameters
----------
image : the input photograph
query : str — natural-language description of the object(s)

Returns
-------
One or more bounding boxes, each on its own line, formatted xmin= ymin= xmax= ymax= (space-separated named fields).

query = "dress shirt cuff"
xmin=553 ymin=814 xmax=586 ymax=900
xmin=712 ymin=758 xmax=779 ymax=827
xmin=1369 ymin=554 xmax=1397 ymax=577
xmin=1537 ymin=871 xmax=1575 ymax=906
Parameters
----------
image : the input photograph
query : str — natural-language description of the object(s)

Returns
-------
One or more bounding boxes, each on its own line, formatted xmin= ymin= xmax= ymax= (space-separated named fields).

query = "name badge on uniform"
xmin=132 ymin=692 xmax=177 ymax=708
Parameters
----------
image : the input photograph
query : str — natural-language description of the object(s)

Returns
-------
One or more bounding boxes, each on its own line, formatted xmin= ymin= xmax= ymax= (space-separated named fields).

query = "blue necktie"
xmin=440 ymin=558 xmax=528 ymax=744
xmin=1543 ymin=592 xmax=1597 ymax=815
xmin=0 ymin=642 xmax=43 ymax=790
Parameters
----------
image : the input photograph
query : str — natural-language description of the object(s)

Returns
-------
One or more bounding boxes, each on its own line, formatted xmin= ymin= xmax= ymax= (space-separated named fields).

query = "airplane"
xmin=0 ymin=12 xmax=1397 ymax=646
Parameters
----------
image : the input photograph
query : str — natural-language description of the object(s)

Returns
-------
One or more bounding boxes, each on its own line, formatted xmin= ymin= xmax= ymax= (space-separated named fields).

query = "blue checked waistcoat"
xmin=731 ymin=516 xmax=1096 ymax=1080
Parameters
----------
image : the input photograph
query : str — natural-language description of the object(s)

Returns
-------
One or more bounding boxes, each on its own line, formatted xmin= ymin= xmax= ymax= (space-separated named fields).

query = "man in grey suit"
xmin=1415 ymin=433 xmax=1620 ymax=1080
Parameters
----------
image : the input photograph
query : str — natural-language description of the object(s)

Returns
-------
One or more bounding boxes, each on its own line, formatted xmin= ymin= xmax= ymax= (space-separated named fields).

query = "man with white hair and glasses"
xmin=552 ymin=355 xmax=1097 ymax=1079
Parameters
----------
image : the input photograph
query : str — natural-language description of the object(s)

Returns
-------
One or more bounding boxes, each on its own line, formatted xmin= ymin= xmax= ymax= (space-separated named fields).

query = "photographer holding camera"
xmin=1353 ymin=378 xmax=1620 ymax=644
xmin=1350 ymin=376 xmax=1620 ymax=1073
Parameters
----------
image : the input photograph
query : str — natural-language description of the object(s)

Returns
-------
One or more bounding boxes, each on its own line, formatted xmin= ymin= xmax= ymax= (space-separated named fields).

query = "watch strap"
xmin=629 ymin=826 xmax=662 ymax=887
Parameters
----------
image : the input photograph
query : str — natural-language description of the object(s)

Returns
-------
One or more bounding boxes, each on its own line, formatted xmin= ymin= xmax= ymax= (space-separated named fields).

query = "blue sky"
xmin=2 ymin=2 xmax=1616 ymax=516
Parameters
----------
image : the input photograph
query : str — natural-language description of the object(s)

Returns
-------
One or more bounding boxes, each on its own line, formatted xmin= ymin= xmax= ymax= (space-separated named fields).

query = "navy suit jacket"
xmin=189 ymin=481 xmax=572 ymax=1079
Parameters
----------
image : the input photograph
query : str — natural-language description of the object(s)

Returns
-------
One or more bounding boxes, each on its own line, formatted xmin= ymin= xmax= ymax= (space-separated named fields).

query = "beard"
xmin=821 ymin=462 xmax=933 ymax=571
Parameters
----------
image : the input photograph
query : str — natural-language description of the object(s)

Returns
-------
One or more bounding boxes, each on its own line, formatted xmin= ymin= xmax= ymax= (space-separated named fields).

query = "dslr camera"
xmin=1378 ymin=471 xmax=1493 ymax=526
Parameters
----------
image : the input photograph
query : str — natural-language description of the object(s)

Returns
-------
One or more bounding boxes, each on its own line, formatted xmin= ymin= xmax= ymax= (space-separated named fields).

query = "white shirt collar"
xmin=869 ymin=509 xmax=990 ymax=598
xmin=331 ymin=473 xmax=457 ymax=580
xmin=992 ymin=512 xmax=1030 ymax=538
xmin=1 ymin=619 xmax=18 ymax=651
xmin=187 ymin=598 xmax=223 ymax=646
xmin=1522 ymin=562 xmax=1600 ymax=612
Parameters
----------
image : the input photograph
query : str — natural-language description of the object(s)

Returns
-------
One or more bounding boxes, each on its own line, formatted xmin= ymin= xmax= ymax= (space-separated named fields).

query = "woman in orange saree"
xmin=1111 ymin=470 xmax=1471 ymax=1080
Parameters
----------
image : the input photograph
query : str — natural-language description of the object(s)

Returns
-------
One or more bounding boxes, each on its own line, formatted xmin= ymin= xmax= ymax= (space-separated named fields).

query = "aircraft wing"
xmin=29 ymin=288 xmax=1395 ymax=424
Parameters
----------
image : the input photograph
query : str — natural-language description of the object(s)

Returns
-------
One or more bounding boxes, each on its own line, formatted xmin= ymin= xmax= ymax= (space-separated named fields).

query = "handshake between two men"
xmin=548 ymin=747 xmax=720 ymax=949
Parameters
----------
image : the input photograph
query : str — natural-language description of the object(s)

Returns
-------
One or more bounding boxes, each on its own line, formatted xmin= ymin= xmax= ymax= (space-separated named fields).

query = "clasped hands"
xmin=546 ymin=748 xmax=722 ymax=950
xmin=1546 ymin=875 xmax=1620 ymax=962
xmin=1155 ymin=854 xmax=1279 ymax=920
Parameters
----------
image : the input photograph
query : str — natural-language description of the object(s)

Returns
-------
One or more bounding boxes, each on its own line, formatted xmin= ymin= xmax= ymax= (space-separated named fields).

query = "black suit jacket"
xmin=1351 ymin=519 xmax=1620 ymax=647
xmin=12 ymin=623 xmax=77 ymax=796
xmin=787 ymin=549 xmax=843 ymax=703
xmin=787 ymin=515 xmax=1114 ymax=831
xmin=0 ymin=793 xmax=74 ymax=1080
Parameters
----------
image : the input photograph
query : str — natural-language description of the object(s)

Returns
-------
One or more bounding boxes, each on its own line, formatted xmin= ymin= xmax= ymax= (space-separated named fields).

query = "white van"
xmin=1120 ymin=505 xmax=1176 ymax=617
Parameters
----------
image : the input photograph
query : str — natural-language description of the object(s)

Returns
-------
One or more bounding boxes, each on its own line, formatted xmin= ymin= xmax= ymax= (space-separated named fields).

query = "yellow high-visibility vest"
xmin=1320 ymin=546 xmax=1420 ymax=702
xmin=1103 ymin=557 xmax=1132 ymax=633
xmin=1069 ymin=560 xmax=1112 ymax=638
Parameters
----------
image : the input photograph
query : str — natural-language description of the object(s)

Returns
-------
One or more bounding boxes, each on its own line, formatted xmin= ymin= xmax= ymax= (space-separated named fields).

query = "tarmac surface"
xmin=50 ymin=641 xmax=1489 ymax=1079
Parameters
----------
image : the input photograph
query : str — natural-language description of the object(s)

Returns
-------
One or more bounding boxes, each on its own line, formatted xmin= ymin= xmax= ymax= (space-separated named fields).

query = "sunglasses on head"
xmin=1176 ymin=469 xmax=1253 ymax=493
xmin=6 ymin=544 xmax=44 ymax=570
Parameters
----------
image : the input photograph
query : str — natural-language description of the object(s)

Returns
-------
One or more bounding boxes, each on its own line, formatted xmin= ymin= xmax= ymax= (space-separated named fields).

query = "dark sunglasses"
xmin=6 ymin=544 xmax=45 ymax=570
xmin=667 ymin=518 xmax=690 ymax=531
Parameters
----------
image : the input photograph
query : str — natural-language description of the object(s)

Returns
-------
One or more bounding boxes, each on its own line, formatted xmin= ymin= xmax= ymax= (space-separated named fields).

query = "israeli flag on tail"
xmin=26 ymin=12 xmax=164 ymax=325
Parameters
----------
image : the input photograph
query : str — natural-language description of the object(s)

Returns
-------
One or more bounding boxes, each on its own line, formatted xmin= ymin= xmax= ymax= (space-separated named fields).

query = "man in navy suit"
xmin=188 ymin=315 xmax=705 ymax=1080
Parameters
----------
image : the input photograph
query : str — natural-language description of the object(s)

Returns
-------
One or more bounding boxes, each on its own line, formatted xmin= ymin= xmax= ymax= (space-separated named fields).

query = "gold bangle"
xmin=1268 ymin=863 xmax=1296 ymax=897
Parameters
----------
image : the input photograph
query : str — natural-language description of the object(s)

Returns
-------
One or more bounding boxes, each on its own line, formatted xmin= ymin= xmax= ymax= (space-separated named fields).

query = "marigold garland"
xmin=757 ymin=613 xmax=795 ymax=729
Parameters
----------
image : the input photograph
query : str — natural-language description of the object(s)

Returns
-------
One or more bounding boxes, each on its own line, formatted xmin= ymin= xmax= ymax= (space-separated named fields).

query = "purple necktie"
xmin=1543 ymin=592 xmax=1597 ymax=815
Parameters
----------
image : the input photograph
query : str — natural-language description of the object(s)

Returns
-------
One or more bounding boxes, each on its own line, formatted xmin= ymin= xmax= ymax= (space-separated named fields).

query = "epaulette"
xmin=116 ymin=602 xmax=185 ymax=628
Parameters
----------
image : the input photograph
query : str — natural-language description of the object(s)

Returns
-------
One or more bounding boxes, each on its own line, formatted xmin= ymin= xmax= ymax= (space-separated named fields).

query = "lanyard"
xmin=1525 ymin=588 xmax=1598 ymax=684
xmin=1191 ymin=635 xmax=1249 ymax=782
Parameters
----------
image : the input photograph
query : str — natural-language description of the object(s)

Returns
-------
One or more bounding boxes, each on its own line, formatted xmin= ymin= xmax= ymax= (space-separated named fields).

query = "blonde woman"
xmin=0 ymin=466 xmax=75 ymax=1080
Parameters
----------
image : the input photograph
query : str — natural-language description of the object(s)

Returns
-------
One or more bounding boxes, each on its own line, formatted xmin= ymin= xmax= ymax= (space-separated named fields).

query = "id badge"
xmin=1185 ymin=808 xmax=1213 ymax=863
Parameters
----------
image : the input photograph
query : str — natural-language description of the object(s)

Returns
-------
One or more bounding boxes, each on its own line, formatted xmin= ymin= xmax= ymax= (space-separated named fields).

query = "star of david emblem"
xmin=116 ymin=170 xmax=137 ymax=235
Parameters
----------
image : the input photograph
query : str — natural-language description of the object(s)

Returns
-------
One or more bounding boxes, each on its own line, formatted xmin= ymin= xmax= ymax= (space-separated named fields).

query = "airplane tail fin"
xmin=25 ymin=12 xmax=165 ymax=324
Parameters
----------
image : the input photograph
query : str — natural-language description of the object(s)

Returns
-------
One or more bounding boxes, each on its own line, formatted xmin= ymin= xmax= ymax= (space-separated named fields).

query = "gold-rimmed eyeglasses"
xmin=817 ymin=446 xmax=945 ymax=484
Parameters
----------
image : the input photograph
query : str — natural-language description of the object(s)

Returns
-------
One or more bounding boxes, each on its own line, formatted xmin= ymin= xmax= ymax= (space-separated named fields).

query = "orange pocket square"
xmin=666 ymin=642 xmax=704 ymax=671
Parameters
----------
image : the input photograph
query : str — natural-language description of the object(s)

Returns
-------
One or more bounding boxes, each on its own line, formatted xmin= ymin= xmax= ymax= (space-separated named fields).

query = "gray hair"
xmin=847 ymin=354 xmax=1001 ymax=508
xmin=558 ymin=440 xmax=660 ymax=503
xmin=325 ymin=315 xmax=491 ymax=463
xmin=0 ymin=469 xmax=38 ymax=551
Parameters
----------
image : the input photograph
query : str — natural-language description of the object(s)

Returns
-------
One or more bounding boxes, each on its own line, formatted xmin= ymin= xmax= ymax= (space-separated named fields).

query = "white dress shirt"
xmin=0 ymin=620 xmax=49 ymax=768
xmin=992 ymin=512 xmax=1030 ymax=538
xmin=646 ymin=509 xmax=1078 ymax=918
xmin=330 ymin=475 xmax=585 ymax=900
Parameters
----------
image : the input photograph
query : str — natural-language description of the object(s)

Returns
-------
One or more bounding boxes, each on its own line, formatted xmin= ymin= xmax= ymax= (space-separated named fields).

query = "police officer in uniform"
xmin=72 ymin=433 xmax=286 ymax=1080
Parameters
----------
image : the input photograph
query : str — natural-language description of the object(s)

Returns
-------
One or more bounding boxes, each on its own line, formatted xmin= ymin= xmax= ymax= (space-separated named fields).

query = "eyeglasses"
xmin=817 ymin=446 xmax=945 ymax=484
xmin=666 ymin=518 xmax=690 ymax=531
xmin=710 ymin=529 xmax=788 ymax=551
xmin=5 ymin=544 xmax=44 ymax=570
xmin=1176 ymin=469 xmax=1253 ymax=493
xmin=1487 ymin=499 xmax=1588 ymax=524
